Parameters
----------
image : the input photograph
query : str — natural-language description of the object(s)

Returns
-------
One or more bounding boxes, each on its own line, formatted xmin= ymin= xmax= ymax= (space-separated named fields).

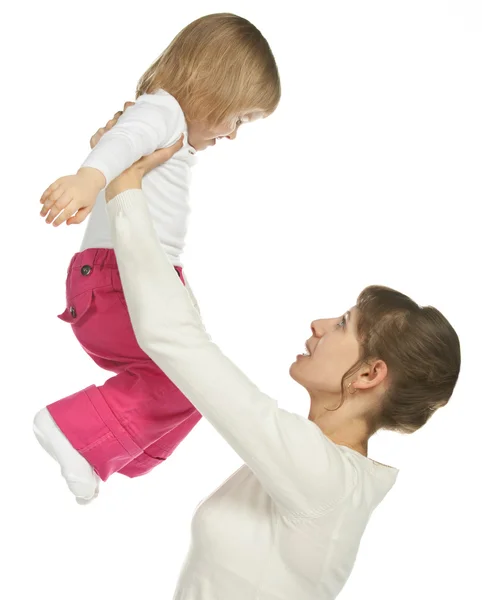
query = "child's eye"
xmin=337 ymin=316 xmax=346 ymax=329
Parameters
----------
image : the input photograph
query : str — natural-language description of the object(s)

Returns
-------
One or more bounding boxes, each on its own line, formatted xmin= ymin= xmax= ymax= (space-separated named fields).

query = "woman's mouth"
xmin=296 ymin=343 xmax=312 ymax=360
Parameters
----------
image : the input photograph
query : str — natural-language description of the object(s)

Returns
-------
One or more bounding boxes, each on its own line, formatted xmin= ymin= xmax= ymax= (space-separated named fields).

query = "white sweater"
xmin=107 ymin=190 xmax=399 ymax=600
xmin=81 ymin=90 xmax=196 ymax=266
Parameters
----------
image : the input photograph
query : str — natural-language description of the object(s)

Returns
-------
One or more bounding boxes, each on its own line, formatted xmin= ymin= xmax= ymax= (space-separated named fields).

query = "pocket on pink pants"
xmin=58 ymin=290 xmax=93 ymax=325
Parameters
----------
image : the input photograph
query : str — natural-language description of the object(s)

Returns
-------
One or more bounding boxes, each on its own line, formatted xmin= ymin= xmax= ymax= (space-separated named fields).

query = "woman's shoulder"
xmin=335 ymin=445 xmax=399 ymax=506
xmin=285 ymin=415 xmax=399 ymax=515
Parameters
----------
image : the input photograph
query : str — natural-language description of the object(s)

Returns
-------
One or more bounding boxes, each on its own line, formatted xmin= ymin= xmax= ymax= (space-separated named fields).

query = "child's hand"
xmin=40 ymin=168 xmax=106 ymax=227
xmin=40 ymin=102 xmax=135 ymax=227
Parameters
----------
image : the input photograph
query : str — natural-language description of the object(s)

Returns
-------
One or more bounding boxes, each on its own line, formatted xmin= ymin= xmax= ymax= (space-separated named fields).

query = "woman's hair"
xmin=136 ymin=13 xmax=281 ymax=125
xmin=343 ymin=286 xmax=461 ymax=434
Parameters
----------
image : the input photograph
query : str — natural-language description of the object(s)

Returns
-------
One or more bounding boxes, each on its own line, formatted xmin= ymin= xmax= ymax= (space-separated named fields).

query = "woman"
xmin=98 ymin=117 xmax=460 ymax=599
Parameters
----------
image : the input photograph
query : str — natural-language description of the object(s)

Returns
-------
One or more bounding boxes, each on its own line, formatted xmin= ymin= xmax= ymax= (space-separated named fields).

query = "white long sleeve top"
xmin=107 ymin=190 xmax=399 ymax=600
xmin=81 ymin=90 xmax=196 ymax=266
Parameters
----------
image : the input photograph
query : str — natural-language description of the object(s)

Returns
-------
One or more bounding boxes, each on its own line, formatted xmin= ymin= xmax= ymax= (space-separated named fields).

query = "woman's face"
xmin=290 ymin=308 xmax=362 ymax=395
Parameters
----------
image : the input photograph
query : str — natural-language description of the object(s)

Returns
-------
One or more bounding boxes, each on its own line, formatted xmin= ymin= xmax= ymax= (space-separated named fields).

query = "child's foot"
xmin=33 ymin=408 xmax=100 ymax=504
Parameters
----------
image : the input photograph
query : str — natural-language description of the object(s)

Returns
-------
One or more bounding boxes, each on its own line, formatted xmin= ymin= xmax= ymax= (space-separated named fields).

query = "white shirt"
xmin=107 ymin=190 xmax=399 ymax=600
xmin=80 ymin=90 xmax=196 ymax=266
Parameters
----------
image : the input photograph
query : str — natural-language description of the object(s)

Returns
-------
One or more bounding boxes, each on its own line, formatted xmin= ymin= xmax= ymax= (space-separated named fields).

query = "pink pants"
xmin=48 ymin=248 xmax=202 ymax=481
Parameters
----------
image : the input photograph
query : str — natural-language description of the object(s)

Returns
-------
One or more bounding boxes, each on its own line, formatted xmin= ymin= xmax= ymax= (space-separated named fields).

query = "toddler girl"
xmin=34 ymin=12 xmax=280 ymax=504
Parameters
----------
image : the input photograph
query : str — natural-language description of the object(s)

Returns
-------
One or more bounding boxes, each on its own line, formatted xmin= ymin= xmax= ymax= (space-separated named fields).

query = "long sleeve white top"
xmin=81 ymin=90 xmax=196 ymax=266
xmin=107 ymin=190 xmax=399 ymax=600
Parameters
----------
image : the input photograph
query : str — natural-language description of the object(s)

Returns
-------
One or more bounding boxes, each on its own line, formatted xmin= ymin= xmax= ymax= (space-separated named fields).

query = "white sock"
xmin=33 ymin=408 xmax=100 ymax=504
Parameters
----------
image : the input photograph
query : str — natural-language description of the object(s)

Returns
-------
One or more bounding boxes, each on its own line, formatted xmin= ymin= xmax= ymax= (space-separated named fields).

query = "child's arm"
xmin=40 ymin=94 xmax=184 ymax=227
xmin=40 ymin=168 xmax=107 ymax=227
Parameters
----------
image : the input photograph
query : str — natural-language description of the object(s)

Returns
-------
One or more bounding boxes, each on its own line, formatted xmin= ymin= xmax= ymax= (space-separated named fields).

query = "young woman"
xmin=81 ymin=113 xmax=460 ymax=599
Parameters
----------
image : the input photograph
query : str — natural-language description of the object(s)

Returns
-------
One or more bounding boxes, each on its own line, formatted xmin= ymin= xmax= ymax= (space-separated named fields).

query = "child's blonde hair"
xmin=136 ymin=13 xmax=281 ymax=125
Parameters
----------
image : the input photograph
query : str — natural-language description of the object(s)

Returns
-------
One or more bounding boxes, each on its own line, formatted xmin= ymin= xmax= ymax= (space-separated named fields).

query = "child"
xmin=34 ymin=13 xmax=281 ymax=504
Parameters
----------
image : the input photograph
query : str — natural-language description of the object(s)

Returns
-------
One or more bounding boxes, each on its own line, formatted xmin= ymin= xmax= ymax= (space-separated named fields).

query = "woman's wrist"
xmin=101 ymin=129 xmax=183 ymax=203
xmin=105 ymin=167 xmax=144 ymax=203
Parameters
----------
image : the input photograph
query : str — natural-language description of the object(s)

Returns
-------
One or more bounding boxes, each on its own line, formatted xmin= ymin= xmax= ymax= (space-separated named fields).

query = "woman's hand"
xmin=89 ymin=102 xmax=134 ymax=149
xmin=89 ymin=102 xmax=184 ymax=203
xmin=105 ymin=135 xmax=184 ymax=202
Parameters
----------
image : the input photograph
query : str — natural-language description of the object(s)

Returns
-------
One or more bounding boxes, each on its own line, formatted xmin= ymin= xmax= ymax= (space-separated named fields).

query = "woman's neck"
xmin=308 ymin=398 xmax=371 ymax=457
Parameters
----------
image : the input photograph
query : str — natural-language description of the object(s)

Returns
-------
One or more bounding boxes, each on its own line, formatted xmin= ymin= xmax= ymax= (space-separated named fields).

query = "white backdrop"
xmin=1 ymin=1 xmax=481 ymax=598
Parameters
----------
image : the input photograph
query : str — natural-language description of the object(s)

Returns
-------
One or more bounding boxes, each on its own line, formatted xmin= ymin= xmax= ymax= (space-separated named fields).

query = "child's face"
xmin=187 ymin=111 xmax=265 ymax=151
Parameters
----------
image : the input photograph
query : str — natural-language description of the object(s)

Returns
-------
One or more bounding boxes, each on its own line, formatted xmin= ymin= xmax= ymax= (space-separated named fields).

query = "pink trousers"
xmin=48 ymin=249 xmax=202 ymax=481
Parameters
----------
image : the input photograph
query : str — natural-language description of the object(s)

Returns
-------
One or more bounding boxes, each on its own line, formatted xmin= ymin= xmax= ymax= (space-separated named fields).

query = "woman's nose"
xmin=311 ymin=320 xmax=325 ymax=338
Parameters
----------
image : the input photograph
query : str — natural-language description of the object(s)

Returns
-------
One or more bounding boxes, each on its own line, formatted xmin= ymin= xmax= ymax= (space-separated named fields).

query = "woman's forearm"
xmin=105 ymin=171 xmax=142 ymax=202
xmin=106 ymin=189 xmax=356 ymax=518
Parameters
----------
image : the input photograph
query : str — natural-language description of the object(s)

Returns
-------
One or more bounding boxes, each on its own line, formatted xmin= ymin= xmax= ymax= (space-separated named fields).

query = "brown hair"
xmin=343 ymin=286 xmax=461 ymax=434
xmin=136 ymin=13 xmax=281 ymax=125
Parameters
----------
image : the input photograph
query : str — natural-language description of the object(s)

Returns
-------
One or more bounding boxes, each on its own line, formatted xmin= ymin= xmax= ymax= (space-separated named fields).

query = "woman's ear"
xmin=353 ymin=360 xmax=388 ymax=391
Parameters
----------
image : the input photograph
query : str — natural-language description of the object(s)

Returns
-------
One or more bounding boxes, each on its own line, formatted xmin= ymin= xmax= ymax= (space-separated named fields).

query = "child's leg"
xmin=35 ymin=249 xmax=201 ymax=498
xmin=118 ymin=411 xmax=202 ymax=477
xmin=33 ymin=407 xmax=101 ymax=503
xmin=49 ymin=364 xmax=200 ymax=481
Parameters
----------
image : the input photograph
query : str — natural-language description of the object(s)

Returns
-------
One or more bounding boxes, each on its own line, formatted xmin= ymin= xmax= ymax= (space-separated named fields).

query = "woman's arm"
xmin=182 ymin=274 xmax=202 ymax=316
xmin=106 ymin=187 xmax=356 ymax=518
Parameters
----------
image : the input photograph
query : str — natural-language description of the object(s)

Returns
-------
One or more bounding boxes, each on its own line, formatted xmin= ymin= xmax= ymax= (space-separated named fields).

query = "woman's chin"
xmin=289 ymin=361 xmax=302 ymax=382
